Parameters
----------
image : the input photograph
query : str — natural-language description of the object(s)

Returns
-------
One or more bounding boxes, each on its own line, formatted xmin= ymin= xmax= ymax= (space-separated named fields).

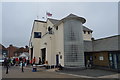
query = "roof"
xmin=94 ymin=35 xmax=120 ymax=41
xmin=83 ymin=26 xmax=93 ymax=32
xmin=48 ymin=18 xmax=59 ymax=24
xmin=62 ymin=14 xmax=86 ymax=24
xmin=0 ymin=44 xmax=7 ymax=50
xmin=48 ymin=14 xmax=92 ymax=32
xmin=93 ymin=35 xmax=120 ymax=51
xmin=34 ymin=20 xmax=46 ymax=23
xmin=84 ymin=35 xmax=120 ymax=52
xmin=19 ymin=52 xmax=29 ymax=57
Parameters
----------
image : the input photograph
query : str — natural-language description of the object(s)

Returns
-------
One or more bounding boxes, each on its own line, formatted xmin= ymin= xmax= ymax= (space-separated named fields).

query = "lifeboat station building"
xmin=29 ymin=14 xmax=120 ymax=71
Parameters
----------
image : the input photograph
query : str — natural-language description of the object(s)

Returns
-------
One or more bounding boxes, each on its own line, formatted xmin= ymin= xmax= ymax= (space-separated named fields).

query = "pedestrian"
xmin=20 ymin=61 xmax=22 ymax=68
xmin=33 ymin=57 xmax=36 ymax=64
xmin=27 ymin=57 xmax=29 ymax=65
xmin=87 ymin=60 xmax=92 ymax=68
xmin=8 ymin=58 xmax=11 ymax=68
xmin=21 ymin=58 xmax=24 ymax=72
xmin=38 ymin=57 xmax=41 ymax=65
xmin=15 ymin=58 xmax=19 ymax=66
xmin=5 ymin=58 xmax=9 ymax=74
xmin=23 ymin=57 xmax=26 ymax=67
xmin=13 ymin=58 xmax=16 ymax=66
xmin=30 ymin=59 xmax=32 ymax=65
xmin=4 ymin=58 xmax=7 ymax=68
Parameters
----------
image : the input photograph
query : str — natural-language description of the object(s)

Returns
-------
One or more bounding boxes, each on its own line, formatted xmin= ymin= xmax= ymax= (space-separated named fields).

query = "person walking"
xmin=38 ymin=57 xmax=41 ymax=65
xmin=5 ymin=58 xmax=9 ymax=74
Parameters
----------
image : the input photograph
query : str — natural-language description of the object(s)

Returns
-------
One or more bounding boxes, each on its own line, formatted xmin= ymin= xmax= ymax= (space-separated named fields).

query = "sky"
xmin=1 ymin=2 xmax=119 ymax=47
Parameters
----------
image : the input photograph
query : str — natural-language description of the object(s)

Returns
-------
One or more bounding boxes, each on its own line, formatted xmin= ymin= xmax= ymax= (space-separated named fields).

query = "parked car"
xmin=0 ymin=58 xmax=4 ymax=66
xmin=0 ymin=59 xmax=4 ymax=63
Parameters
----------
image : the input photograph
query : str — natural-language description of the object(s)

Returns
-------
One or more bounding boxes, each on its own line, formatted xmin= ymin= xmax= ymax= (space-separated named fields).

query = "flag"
xmin=46 ymin=12 xmax=52 ymax=17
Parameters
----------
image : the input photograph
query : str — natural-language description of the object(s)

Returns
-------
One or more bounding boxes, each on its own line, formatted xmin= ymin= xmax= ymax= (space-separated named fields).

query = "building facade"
xmin=84 ymin=35 xmax=120 ymax=71
xmin=0 ymin=44 xmax=8 ymax=59
xmin=29 ymin=14 xmax=119 ymax=71
xmin=29 ymin=14 xmax=93 ymax=68
xmin=7 ymin=45 xmax=18 ymax=57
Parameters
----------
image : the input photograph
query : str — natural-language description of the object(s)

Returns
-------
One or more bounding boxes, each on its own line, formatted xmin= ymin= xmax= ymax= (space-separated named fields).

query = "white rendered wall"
xmin=29 ymin=21 xmax=46 ymax=63
xmin=83 ymin=31 xmax=92 ymax=41
xmin=54 ymin=23 xmax=64 ymax=66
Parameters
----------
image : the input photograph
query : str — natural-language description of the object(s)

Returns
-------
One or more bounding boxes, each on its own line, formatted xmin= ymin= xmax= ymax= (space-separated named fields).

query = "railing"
xmin=42 ymin=31 xmax=54 ymax=38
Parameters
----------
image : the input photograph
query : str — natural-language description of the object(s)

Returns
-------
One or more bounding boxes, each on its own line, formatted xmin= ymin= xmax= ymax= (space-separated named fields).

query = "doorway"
xmin=41 ymin=48 xmax=46 ymax=64
xmin=113 ymin=54 xmax=117 ymax=69
xmin=31 ymin=48 xmax=33 ymax=60
xmin=56 ymin=54 xmax=59 ymax=65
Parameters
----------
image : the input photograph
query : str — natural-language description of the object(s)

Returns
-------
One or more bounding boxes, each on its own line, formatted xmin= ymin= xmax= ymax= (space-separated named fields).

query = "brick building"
xmin=0 ymin=44 xmax=8 ymax=59
xmin=7 ymin=45 xmax=18 ymax=57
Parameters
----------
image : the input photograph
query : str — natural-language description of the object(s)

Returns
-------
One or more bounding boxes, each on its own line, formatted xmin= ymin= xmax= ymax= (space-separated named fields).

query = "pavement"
xmin=2 ymin=66 xmax=78 ymax=78
xmin=1 ymin=65 xmax=120 ymax=79
xmin=57 ymin=68 xmax=120 ymax=78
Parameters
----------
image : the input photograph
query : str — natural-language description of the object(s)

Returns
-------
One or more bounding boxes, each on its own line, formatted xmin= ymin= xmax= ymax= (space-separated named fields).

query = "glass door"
xmin=113 ymin=54 xmax=117 ymax=69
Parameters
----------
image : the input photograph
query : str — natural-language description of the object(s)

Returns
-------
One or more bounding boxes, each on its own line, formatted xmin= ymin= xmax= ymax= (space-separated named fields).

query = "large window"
xmin=34 ymin=32 xmax=41 ymax=38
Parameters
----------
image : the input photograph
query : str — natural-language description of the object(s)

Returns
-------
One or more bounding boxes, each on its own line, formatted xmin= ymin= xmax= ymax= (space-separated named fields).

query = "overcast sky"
xmin=1 ymin=2 xmax=118 ymax=47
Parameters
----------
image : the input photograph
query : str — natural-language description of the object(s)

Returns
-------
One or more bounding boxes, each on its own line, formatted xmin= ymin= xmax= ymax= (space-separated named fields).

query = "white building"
xmin=29 ymin=14 xmax=93 ymax=68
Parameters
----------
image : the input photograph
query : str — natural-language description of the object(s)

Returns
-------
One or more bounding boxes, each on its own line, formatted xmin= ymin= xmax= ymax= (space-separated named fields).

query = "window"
xmin=60 ymin=55 xmax=62 ymax=59
xmin=56 ymin=26 xmax=58 ymax=30
xmin=94 ymin=56 xmax=96 ymax=59
xmin=84 ymin=31 xmax=86 ymax=34
xmin=48 ymin=27 xmax=53 ymax=34
xmin=88 ymin=31 xmax=90 ymax=34
xmin=34 ymin=32 xmax=41 ymax=38
xmin=99 ymin=56 xmax=104 ymax=61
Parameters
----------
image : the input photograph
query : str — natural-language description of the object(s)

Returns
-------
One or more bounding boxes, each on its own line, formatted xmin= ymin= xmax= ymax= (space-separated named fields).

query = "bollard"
xmin=32 ymin=64 xmax=37 ymax=72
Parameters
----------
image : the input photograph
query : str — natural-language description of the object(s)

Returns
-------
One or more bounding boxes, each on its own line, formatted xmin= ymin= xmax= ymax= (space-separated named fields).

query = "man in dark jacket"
xmin=5 ymin=58 xmax=9 ymax=74
xmin=38 ymin=57 xmax=41 ymax=65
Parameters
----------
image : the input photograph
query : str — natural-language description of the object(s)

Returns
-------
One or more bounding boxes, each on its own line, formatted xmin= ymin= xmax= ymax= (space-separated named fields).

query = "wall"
xmin=7 ymin=45 xmax=18 ymax=57
xmin=29 ymin=21 xmax=46 ymax=63
xmin=83 ymin=31 xmax=92 ymax=41
xmin=54 ymin=23 xmax=64 ymax=66
xmin=40 ymin=34 xmax=52 ymax=65
xmin=84 ymin=41 xmax=93 ymax=52
xmin=92 ymin=52 xmax=109 ymax=67
xmin=39 ymin=19 xmax=56 ymax=65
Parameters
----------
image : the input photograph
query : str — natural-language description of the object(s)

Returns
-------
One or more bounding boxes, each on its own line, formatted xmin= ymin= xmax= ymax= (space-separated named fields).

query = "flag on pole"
xmin=46 ymin=12 xmax=52 ymax=17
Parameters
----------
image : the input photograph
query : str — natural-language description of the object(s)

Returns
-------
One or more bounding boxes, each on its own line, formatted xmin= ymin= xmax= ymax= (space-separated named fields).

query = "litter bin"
xmin=32 ymin=64 xmax=37 ymax=72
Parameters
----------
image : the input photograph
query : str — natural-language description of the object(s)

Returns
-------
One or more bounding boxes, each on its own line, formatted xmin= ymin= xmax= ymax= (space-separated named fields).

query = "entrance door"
xmin=117 ymin=54 xmax=120 ymax=69
xmin=113 ymin=54 xmax=117 ymax=69
xmin=56 ymin=54 xmax=59 ymax=65
xmin=41 ymin=48 xmax=46 ymax=64
xmin=31 ymin=48 xmax=33 ymax=60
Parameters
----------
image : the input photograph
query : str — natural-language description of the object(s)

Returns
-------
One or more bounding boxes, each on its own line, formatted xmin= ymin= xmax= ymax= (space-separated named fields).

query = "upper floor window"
xmin=34 ymin=32 xmax=41 ymax=38
xmin=84 ymin=31 xmax=86 ymax=34
xmin=88 ymin=31 xmax=91 ymax=34
xmin=48 ymin=26 xmax=53 ymax=34
xmin=56 ymin=26 xmax=58 ymax=30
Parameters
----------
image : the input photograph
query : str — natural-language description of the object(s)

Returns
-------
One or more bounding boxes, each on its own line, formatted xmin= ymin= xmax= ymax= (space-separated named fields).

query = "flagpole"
xmin=46 ymin=11 xmax=47 ymax=20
